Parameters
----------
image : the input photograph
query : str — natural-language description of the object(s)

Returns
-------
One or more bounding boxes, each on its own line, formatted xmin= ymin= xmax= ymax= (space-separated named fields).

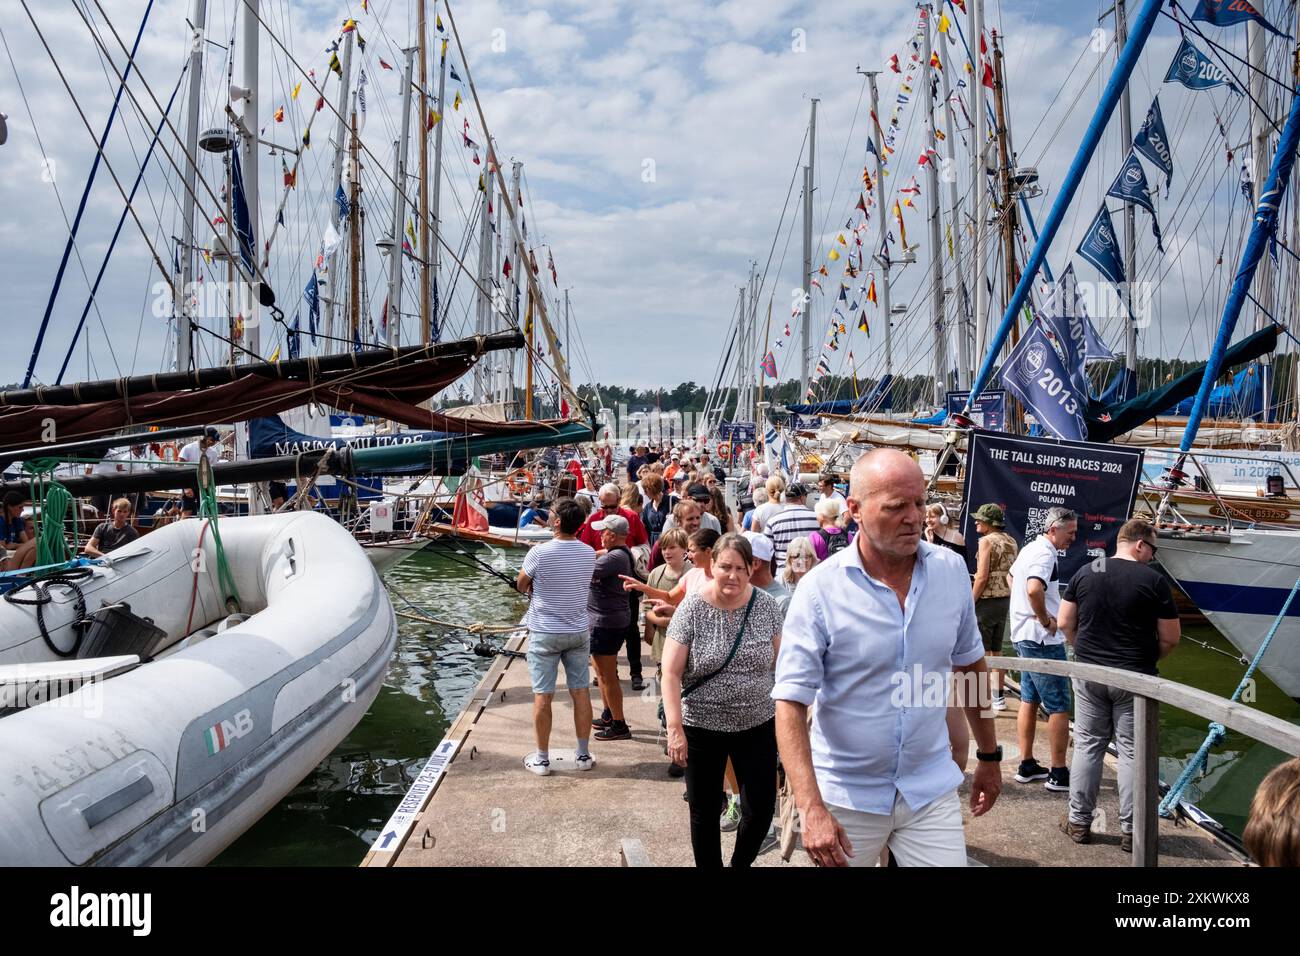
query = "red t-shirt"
xmin=577 ymin=507 xmax=648 ymax=549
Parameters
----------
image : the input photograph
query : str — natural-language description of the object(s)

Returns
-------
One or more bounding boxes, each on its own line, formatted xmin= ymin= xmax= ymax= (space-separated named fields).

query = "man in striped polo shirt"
xmin=766 ymin=483 xmax=820 ymax=574
xmin=517 ymin=498 xmax=598 ymax=776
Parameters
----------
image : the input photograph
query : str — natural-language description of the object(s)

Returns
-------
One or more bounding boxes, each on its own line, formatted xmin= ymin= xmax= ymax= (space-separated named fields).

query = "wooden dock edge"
xmin=359 ymin=625 xmax=529 ymax=867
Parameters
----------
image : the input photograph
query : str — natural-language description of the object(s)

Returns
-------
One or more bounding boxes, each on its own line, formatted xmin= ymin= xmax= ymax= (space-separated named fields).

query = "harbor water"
xmin=213 ymin=546 xmax=1300 ymax=866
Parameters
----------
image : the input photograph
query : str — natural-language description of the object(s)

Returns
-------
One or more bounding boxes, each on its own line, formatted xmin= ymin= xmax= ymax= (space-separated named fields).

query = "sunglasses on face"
xmin=1142 ymin=539 xmax=1158 ymax=555
xmin=601 ymin=503 xmax=619 ymax=512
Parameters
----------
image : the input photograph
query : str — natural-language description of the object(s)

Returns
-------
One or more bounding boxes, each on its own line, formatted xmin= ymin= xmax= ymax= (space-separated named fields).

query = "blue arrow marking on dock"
xmin=380 ymin=831 xmax=396 ymax=849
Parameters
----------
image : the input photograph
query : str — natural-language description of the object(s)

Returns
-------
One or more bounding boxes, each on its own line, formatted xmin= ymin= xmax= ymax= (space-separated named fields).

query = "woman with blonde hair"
xmin=780 ymin=535 xmax=819 ymax=588
xmin=808 ymin=497 xmax=848 ymax=561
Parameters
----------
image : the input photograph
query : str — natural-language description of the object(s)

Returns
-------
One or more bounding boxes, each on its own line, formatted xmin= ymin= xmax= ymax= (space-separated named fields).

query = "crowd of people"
xmin=512 ymin=437 xmax=1300 ymax=869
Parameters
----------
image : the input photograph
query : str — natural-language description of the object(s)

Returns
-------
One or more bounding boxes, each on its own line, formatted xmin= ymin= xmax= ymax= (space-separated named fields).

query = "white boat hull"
xmin=363 ymin=536 xmax=429 ymax=574
xmin=1156 ymin=527 xmax=1300 ymax=700
xmin=0 ymin=512 xmax=397 ymax=865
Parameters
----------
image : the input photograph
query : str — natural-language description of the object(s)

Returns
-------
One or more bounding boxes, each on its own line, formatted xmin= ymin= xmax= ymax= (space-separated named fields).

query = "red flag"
xmin=888 ymin=53 xmax=901 ymax=73
xmin=529 ymin=248 xmax=539 ymax=275
xmin=548 ymin=249 xmax=557 ymax=285
xmin=503 ymin=256 xmax=512 ymax=279
xmin=982 ymin=61 xmax=994 ymax=88
xmin=379 ymin=58 xmax=392 ymax=70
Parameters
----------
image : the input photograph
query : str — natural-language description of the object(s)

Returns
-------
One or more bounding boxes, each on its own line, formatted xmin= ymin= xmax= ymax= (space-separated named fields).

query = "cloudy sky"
xmin=2 ymin=0 xmax=1293 ymax=402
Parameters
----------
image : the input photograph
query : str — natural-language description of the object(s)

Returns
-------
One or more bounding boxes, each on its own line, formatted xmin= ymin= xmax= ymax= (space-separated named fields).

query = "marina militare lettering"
xmin=50 ymin=886 xmax=151 ymax=936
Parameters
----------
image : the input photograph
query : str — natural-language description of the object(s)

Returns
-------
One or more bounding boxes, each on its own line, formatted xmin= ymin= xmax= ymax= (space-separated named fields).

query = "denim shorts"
xmin=1012 ymin=640 xmax=1072 ymax=715
xmin=527 ymin=631 xmax=591 ymax=695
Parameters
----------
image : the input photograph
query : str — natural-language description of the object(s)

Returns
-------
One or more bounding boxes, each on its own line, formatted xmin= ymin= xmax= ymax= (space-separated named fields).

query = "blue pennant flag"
xmin=1192 ymin=0 xmax=1288 ymax=38
xmin=1134 ymin=96 xmax=1173 ymax=191
xmin=1164 ymin=36 xmax=1239 ymax=93
xmin=999 ymin=320 xmax=1087 ymax=441
xmin=1038 ymin=266 xmax=1094 ymax=399
xmin=1054 ymin=264 xmax=1117 ymax=365
xmin=334 ymin=183 xmax=351 ymax=221
xmin=303 ymin=272 xmax=320 ymax=344
xmin=1106 ymin=148 xmax=1164 ymax=251
xmin=353 ymin=325 xmax=362 ymax=352
xmin=1077 ymin=205 xmax=1126 ymax=285
xmin=287 ymin=311 xmax=301 ymax=360
xmin=230 ymin=148 xmax=256 ymax=275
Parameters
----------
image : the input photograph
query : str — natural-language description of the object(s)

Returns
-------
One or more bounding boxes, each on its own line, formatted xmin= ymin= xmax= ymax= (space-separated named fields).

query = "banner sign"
xmin=789 ymin=415 xmax=823 ymax=431
xmin=945 ymin=389 xmax=1007 ymax=432
xmin=719 ymin=421 xmax=757 ymax=443
xmin=961 ymin=430 xmax=1145 ymax=581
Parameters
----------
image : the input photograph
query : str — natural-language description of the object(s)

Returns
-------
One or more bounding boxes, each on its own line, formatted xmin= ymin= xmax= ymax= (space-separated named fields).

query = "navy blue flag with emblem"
xmin=334 ymin=184 xmax=350 ymax=221
xmin=287 ymin=311 xmax=301 ymax=360
xmin=1164 ymin=36 xmax=1239 ymax=93
xmin=1054 ymin=264 xmax=1117 ymax=364
xmin=1077 ymin=205 xmax=1126 ymax=285
xmin=1134 ymin=96 xmax=1173 ymax=191
xmin=303 ymin=272 xmax=320 ymax=344
xmin=1106 ymin=148 xmax=1164 ymax=251
xmin=1192 ymin=0 xmax=1288 ymax=38
xmin=999 ymin=320 xmax=1087 ymax=441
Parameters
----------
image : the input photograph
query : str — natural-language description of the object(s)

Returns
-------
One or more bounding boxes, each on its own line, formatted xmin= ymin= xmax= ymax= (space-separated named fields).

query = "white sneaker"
xmin=575 ymin=753 xmax=595 ymax=771
xmin=720 ymin=795 xmax=741 ymax=832
xmin=523 ymin=753 xmax=551 ymax=776
xmin=991 ymin=696 xmax=1007 ymax=711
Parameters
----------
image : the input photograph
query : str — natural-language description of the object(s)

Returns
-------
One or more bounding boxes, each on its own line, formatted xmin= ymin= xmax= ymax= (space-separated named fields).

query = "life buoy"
xmin=508 ymin=470 xmax=534 ymax=495
xmin=158 ymin=442 xmax=178 ymax=463
xmin=718 ymin=442 xmax=732 ymax=459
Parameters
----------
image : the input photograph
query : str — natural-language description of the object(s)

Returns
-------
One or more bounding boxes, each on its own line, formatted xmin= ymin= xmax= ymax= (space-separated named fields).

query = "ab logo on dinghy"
xmin=203 ymin=708 xmax=254 ymax=755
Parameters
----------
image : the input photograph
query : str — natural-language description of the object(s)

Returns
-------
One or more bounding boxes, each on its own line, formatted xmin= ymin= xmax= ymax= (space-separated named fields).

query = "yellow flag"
xmin=441 ymin=39 xmax=448 ymax=57
xmin=938 ymin=14 xmax=950 ymax=33
xmin=406 ymin=218 xmax=418 ymax=250
xmin=453 ymin=90 xmax=462 ymax=110
xmin=291 ymin=81 xmax=302 ymax=99
xmin=268 ymin=344 xmax=281 ymax=362
xmin=837 ymin=233 xmax=847 ymax=245
xmin=828 ymin=248 xmax=841 ymax=261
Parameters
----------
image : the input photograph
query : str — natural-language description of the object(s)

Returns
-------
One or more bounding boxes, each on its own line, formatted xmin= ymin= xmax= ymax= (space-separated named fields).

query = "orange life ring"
xmin=158 ymin=442 xmax=179 ymax=463
xmin=508 ymin=470 xmax=534 ymax=495
xmin=718 ymin=442 xmax=732 ymax=459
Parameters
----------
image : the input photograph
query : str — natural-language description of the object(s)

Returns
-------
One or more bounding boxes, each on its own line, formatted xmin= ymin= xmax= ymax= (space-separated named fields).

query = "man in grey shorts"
xmin=516 ymin=498 xmax=598 ymax=776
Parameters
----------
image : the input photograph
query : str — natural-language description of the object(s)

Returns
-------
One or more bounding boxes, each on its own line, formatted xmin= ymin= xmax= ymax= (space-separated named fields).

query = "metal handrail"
xmin=985 ymin=655 xmax=1300 ymax=867
xmin=1146 ymin=449 xmax=1300 ymax=533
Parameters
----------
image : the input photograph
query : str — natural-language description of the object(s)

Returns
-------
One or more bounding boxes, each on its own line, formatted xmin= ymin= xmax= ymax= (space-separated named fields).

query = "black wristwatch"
xmin=975 ymin=746 xmax=1003 ymax=763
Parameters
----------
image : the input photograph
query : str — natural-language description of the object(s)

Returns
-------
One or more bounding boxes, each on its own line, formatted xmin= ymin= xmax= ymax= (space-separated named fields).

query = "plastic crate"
xmin=78 ymin=603 xmax=167 ymax=661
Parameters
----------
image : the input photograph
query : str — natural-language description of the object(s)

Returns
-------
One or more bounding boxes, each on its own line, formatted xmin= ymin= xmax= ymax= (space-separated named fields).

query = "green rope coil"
xmin=20 ymin=459 xmax=73 ymax=567
xmin=196 ymin=457 xmax=241 ymax=613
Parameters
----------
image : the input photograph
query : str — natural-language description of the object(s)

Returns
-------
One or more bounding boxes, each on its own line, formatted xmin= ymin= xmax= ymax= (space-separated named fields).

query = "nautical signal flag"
xmin=938 ymin=14 xmax=951 ymax=33
xmin=427 ymin=108 xmax=441 ymax=130
xmin=274 ymin=105 xmax=284 ymax=122
xmin=818 ymin=264 xmax=829 ymax=276
xmin=856 ymin=193 xmax=868 ymax=214
xmin=453 ymin=90 xmax=463 ymax=110
xmin=858 ymin=311 xmax=870 ymax=335
xmin=889 ymin=53 xmax=901 ymax=73
xmin=548 ymin=248 xmax=558 ymax=285
xmin=302 ymin=127 xmax=311 ymax=148
xmin=291 ymin=81 xmax=302 ymax=99
xmin=828 ymin=248 xmax=841 ymax=261
xmin=436 ymin=14 xmax=445 ymax=31
xmin=406 ymin=218 xmax=418 ymax=251
xmin=503 ymin=256 xmax=512 ymax=278
xmin=760 ymin=351 xmax=777 ymax=379
xmin=866 ymin=273 xmax=878 ymax=304
xmin=930 ymin=52 xmax=942 ymax=69
xmin=282 ymin=156 xmax=295 ymax=187
xmin=329 ymin=53 xmax=343 ymax=78
xmin=342 ymin=18 xmax=357 ymax=33
xmin=379 ymin=58 xmax=392 ymax=70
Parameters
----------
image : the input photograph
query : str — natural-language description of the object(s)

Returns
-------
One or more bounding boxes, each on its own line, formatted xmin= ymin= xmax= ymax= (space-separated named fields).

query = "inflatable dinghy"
xmin=0 ymin=511 xmax=396 ymax=865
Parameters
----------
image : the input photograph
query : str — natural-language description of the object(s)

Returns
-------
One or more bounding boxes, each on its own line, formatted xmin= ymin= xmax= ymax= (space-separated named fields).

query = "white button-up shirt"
xmin=773 ymin=540 xmax=984 ymax=814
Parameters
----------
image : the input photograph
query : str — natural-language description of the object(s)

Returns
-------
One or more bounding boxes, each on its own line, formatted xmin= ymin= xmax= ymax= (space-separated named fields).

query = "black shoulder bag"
xmin=659 ymin=588 xmax=757 ymax=727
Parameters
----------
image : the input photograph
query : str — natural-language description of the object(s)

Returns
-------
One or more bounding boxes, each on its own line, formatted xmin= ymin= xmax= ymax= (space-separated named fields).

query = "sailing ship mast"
xmin=326 ymin=28 xmax=355 ymax=351
xmin=239 ymin=0 xmax=260 ymax=361
xmin=939 ymin=19 xmax=971 ymax=390
xmin=1248 ymin=19 xmax=1275 ymax=420
xmin=1116 ymin=0 xmax=1138 ymax=385
xmin=418 ymin=0 xmax=431 ymax=345
xmin=387 ymin=50 xmax=416 ymax=348
xmin=922 ymin=6 xmax=947 ymax=406
xmin=430 ymin=21 xmax=449 ymax=343
xmin=800 ymin=99 xmax=817 ymax=399
xmin=969 ymin=0 xmax=988 ymax=366
xmin=177 ymin=0 xmax=207 ymax=374
xmin=866 ymin=72 xmax=893 ymax=379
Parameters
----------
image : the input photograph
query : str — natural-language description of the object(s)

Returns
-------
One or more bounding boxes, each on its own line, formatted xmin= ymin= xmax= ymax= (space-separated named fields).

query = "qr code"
xmin=1024 ymin=507 xmax=1050 ymax=540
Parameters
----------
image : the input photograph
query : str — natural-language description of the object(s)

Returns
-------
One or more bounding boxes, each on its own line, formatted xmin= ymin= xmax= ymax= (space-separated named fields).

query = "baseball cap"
xmin=591 ymin=514 xmax=629 ymax=535
xmin=742 ymin=530 xmax=775 ymax=562
xmin=686 ymin=483 xmax=712 ymax=503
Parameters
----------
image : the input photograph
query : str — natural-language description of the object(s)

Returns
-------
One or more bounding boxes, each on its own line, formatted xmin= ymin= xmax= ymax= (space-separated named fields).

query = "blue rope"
xmin=1158 ymin=571 xmax=1300 ymax=817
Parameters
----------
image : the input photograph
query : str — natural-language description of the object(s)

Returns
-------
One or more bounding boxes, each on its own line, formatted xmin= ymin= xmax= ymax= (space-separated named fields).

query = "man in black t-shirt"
xmin=84 ymin=498 xmax=141 ymax=558
xmin=1057 ymin=518 xmax=1181 ymax=851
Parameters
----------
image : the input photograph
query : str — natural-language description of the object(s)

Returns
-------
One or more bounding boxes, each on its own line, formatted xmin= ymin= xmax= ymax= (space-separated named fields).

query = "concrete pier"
xmin=363 ymin=634 xmax=1244 ymax=868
